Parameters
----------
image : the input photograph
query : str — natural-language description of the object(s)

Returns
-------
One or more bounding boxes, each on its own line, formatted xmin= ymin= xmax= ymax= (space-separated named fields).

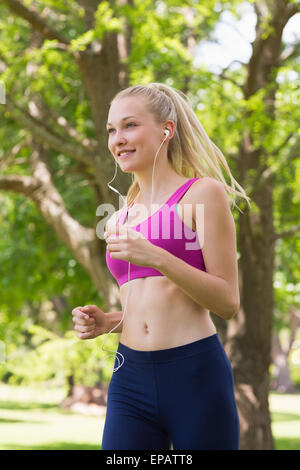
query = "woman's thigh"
xmin=101 ymin=357 xmax=172 ymax=450
xmin=156 ymin=344 xmax=240 ymax=450
xmin=101 ymin=407 xmax=171 ymax=450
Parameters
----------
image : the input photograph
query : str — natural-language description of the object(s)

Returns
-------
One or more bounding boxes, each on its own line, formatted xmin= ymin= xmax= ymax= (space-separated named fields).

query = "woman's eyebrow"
xmin=106 ymin=115 xmax=137 ymax=127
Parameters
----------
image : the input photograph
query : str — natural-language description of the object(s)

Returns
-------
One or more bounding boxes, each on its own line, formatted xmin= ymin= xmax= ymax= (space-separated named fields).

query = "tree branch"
xmin=273 ymin=225 xmax=300 ymax=242
xmin=0 ymin=173 xmax=42 ymax=196
xmin=2 ymin=0 xmax=70 ymax=44
xmin=270 ymin=131 xmax=296 ymax=157
xmin=28 ymin=142 xmax=110 ymax=296
xmin=39 ymin=101 xmax=99 ymax=154
xmin=2 ymin=93 xmax=111 ymax=199
xmin=220 ymin=59 xmax=247 ymax=74
xmin=0 ymin=136 xmax=31 ymax=170
xmin=246 ymin=1 xmax=300 ymax=98
xmin=287 ymin=2 xmax=300 ymax=18
xmin=248 ymin=134 xmax=300 ymax=199
xmin=0 ymin=143 xmax=107 ymax=289
xmin=216 ymin=60 xmax=246 ymax=89
xmin=217 ymin=72 xmax=243 ymax=89
xmin=75 ymin=0 xmax=99 ymax=30
xmin=280 ymin=42 xmax=300 ymax=64
xmin=5 ymin=95 xmax=96 ymax=167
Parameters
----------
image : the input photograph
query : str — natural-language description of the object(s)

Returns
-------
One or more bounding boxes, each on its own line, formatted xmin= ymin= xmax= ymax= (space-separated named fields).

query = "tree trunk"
xmin=271 ymin=331 xmax=295 ymax=393
xmin=221 ymin=1 xmax=299 ymax=449
xmin=226 ymin=174 xmax=275 ymax=449
xmin=271 ymin=306 xmax=300 ymax=393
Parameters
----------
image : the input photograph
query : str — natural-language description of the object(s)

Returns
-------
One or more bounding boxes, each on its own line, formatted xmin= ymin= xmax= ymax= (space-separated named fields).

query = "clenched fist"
xmin=72 ymin=304 xmax=108 ymax=339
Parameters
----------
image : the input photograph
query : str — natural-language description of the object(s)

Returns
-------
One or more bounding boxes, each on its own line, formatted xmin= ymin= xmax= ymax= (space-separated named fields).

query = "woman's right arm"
xmin=72 ymin=305 xmax=123 ymax=339
xmin=104 ymin=310 xmax=123 ymax=334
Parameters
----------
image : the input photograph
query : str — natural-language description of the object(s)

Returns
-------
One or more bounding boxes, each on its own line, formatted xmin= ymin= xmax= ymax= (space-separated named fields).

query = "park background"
xmin=0 ymin=0 xmax=299 ymax=450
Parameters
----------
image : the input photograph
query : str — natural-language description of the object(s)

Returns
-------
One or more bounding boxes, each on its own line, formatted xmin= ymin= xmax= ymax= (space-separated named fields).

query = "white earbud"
xmin=164 ymin=129 xmax=170 ymax=137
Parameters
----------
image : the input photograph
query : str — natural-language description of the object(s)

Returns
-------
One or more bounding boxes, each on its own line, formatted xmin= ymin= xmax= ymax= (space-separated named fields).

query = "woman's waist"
xmin=117 ymin=332 xmax=223 ymax=362
xmin=119 ymin=308 xmax=216 ymax=351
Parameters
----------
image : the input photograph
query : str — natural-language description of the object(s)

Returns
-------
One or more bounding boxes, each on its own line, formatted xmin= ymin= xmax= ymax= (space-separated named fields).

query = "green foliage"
xmin=69 ymin=1 xmax=123 ymax=53
xmin=0 ymin=0 xmax=299 ymax=391
xmin=0 ymin=192 xmax=99 ymax=308
xmin=0 ymin=323 xmax=118 ymax=388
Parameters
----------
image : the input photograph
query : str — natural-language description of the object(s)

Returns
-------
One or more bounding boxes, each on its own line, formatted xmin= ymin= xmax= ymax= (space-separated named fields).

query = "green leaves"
xmin=70 ymin=30 xmax=95 ymax=53
xmin=69 ymin=2 xmax=123 ymax=52
xmin=0 ymin=0 xmax=299 ymax=392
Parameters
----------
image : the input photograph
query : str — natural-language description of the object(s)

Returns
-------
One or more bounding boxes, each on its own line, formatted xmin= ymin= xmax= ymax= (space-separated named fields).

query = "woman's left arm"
xmin=153 ymin=178 xmax=240 ymax=321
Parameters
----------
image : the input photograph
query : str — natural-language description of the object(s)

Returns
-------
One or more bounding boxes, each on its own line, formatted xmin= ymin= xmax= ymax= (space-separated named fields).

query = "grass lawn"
xmin=0 ymin=384 xmax=103 ymax=450
xmin=269 ymin=392 xmax=300 ymax=450
xmin=0 ymin=383 xmax=299 ymax=450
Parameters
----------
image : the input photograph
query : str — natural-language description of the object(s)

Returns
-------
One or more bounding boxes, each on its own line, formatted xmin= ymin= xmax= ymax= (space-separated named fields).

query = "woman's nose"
xmin=115 ymin=132 xmax=128 ymax=146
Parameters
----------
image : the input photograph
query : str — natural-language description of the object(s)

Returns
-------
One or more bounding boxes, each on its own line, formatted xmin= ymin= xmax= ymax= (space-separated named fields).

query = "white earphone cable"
xmin=101 ymin=130 xmax=170 ymax=373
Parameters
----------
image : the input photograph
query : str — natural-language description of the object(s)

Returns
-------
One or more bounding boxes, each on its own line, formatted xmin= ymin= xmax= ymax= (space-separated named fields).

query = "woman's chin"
xmin=118 ymin=160 xmax=139 ymax=172
xmin=119 ymin=164 xmax=136 ymax=173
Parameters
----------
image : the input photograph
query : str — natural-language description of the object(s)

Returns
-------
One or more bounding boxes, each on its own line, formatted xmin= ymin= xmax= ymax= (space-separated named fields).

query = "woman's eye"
xmin=107 ymin=123 xmax=136 ymax=134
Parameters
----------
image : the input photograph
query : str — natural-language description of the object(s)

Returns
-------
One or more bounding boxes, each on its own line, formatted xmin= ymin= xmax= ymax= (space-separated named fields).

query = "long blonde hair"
xmin=111 ymin=82 xmax=251 ymax=213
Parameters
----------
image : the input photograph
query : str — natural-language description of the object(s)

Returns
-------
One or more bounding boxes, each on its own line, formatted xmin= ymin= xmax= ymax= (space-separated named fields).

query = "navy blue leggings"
xmin=101 ymin=333 xmax=240 ymax=450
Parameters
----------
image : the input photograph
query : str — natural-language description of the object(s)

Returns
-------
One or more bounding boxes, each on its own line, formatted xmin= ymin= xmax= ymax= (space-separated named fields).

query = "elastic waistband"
xmin=117 ymin=333 xmax=222 ymax=363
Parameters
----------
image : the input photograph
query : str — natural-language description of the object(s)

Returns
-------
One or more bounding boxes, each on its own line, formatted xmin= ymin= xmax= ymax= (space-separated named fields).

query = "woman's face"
xmin=106 ymin=97 xmax=165 ymax=172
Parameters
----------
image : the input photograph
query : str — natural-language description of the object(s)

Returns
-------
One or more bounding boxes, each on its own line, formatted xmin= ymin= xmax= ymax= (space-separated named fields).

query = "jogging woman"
xmin=72 ymin=83 xmax=251 ymax=450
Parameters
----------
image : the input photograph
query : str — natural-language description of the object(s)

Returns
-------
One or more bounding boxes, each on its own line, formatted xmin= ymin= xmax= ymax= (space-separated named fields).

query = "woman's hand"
xmin=72 ymin=305 xmax=107 ymax=339
xmin=104 ymin=224 xmax=160 ymax=268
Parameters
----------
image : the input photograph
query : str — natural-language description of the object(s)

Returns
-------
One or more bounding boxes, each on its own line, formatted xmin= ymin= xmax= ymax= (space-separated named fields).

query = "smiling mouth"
xmin=118 ymin=150 xmax=136 ymax=158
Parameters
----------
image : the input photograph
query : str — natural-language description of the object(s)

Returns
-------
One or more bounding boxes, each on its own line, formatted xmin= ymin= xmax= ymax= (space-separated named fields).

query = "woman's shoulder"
xmin=191 ymin=177 xmax=229 ymax=208
xmin=193 ymin=176 xmax=226 ymax=195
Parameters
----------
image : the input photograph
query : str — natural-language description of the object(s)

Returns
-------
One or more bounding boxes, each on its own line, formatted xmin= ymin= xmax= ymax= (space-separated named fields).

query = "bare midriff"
xmin=118 ymin=179 xmax=217 ymax=351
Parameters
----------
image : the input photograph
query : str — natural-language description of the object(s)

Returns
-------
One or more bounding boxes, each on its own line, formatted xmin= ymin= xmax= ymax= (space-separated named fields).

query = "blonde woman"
xmin=72 ymin=83 xmax=251 ymax=450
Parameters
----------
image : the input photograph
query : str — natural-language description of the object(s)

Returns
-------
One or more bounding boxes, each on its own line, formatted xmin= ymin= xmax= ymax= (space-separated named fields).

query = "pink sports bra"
xmin=105 ymin=177 xmax=206 ymax=287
